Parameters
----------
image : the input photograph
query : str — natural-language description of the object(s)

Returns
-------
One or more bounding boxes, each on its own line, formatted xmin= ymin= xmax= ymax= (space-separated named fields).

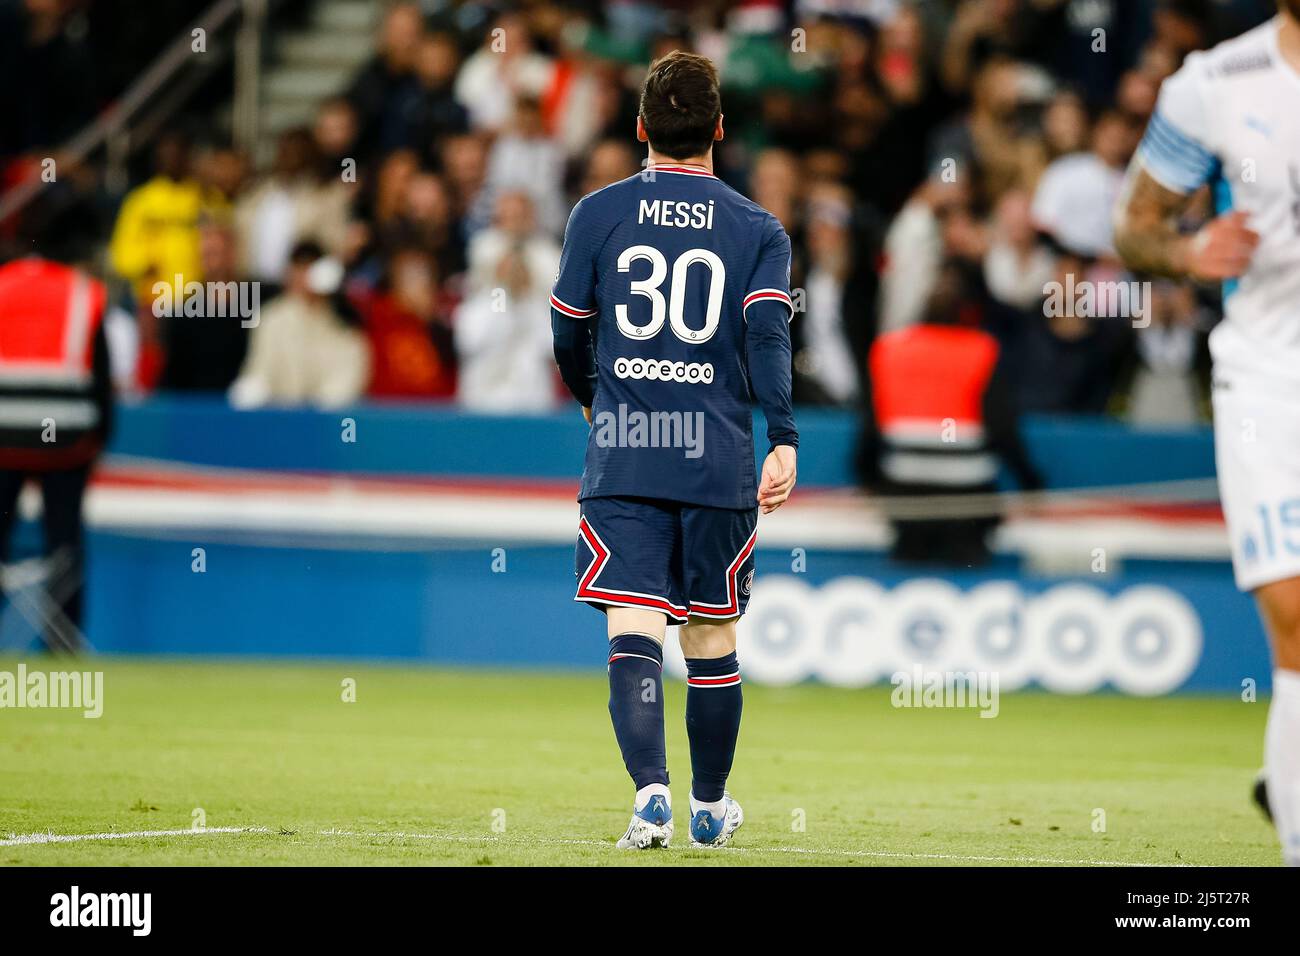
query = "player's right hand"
xmin=582 ymin=406 xmax=592 ymax=425
xmin=1183 ymin=211 xmax=1260 ymax=281
xmin=758 ymin=445 xmax=797 ymax=514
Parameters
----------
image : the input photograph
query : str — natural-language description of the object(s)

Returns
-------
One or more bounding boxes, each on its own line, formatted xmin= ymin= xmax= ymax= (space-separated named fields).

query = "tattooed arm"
xmin=1113 ymin=164 xmax=1260 ymax=280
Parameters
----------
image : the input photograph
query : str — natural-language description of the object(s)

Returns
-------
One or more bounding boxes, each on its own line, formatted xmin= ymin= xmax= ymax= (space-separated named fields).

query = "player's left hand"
xmin=758 ymin=444 xmax=797 ymax=514
xmin=582 ymin=406 xmax=592 ymax=425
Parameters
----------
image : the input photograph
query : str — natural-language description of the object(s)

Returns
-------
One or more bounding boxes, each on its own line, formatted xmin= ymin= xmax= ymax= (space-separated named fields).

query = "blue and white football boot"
xmin=616 ymin=791 xmax=673 ymax=849
xmin=689 ymin=792 xmax=743 ymax=848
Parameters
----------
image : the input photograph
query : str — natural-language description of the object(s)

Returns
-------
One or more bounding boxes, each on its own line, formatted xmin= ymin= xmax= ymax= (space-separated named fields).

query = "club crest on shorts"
xmin=741 ymin=569 xmax=755 ymax=595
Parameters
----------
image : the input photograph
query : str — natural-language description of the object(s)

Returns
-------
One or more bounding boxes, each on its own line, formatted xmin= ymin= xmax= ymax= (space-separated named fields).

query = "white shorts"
xmin=1213 ymin=375 xmax=1300 ymax=591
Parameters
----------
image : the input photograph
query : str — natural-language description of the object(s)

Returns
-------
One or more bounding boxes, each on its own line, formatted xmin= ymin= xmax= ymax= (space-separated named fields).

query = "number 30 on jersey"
xmin=616 ymin=245 xmax=724 ymax=344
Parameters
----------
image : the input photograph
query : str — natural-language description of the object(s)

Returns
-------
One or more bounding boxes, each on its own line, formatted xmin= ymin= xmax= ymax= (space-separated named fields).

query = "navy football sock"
xmin=685 ymin=652 xmax=743 ymax=803
xmin=607 ymin=633 xmax=669 ymax=790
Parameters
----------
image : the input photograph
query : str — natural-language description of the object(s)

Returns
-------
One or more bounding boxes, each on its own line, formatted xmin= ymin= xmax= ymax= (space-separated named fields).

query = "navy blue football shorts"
xmin=575 ymin=495 xmax=759 ymax=624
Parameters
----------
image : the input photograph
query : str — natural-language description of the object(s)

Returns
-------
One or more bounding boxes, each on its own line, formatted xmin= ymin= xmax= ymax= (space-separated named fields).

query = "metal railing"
xmin=0 ymin=0 xmax=267 ymax=226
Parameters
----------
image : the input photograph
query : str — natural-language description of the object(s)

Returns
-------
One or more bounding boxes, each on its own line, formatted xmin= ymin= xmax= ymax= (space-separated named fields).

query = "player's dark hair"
xmin=639 ymin=51 xmax=721 ymax=160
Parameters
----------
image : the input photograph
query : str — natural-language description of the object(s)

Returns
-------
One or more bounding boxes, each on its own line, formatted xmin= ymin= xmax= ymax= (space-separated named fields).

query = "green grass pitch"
xmin=0 ymin=656 xmax=1280 ymax=866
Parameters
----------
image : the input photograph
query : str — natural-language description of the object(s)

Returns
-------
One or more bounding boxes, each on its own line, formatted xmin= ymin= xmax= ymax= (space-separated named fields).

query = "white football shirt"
xmin=1134 ymin=16 xmax=1300 ymax=385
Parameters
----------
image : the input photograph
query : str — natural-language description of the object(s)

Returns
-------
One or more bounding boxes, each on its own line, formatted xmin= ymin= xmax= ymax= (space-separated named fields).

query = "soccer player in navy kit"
xmin=552 ymin=51 xmax=798 ymax=849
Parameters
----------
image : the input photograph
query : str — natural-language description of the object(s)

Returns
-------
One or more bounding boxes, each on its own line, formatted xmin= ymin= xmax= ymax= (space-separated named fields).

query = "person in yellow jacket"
xmin=108 ymin=131 xmax=228 ymax=307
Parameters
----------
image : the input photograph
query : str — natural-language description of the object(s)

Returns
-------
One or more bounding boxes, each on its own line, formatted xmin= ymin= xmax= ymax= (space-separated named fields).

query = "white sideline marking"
xmin=316 ymin=828 xmax=1162 ymax=866
xmin=1 ymin=825 xmax=1170 ymax=866
xmin=0 ymin=826 xmax=271 ymax=846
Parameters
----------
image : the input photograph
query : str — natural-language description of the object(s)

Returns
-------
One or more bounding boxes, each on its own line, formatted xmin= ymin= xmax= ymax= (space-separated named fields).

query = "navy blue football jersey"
xmin=551 ymin=164 xmax=796 ymax=510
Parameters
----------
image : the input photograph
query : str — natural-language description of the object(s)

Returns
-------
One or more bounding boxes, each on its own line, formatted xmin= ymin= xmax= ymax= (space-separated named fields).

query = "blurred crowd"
xmin=0 ymin=0 xmax=1281 ymax=422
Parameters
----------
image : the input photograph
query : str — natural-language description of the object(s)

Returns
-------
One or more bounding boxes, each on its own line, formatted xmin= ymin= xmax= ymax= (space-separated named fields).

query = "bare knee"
xmin=606 ymin=607 xmax=667 ymax=643
xmin=679 ymin=617 xmax=737 ymax=658
xmin=1256 ymin=578 xmax=1300 ymax=671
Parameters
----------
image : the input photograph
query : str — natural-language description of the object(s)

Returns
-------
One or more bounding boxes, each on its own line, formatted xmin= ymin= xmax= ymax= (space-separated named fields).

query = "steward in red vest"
xmin=0 ymin=257 xmax=112 ymax=467
xmin=0 ymin=255 xmax=114 ymax=649
xmin=859 ymin=264 xmax=1041 ymax=565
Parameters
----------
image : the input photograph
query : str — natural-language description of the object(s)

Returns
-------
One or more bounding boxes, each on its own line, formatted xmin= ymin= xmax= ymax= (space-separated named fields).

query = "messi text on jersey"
xmin=637 ymin=199 xmax=716 ymax=230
